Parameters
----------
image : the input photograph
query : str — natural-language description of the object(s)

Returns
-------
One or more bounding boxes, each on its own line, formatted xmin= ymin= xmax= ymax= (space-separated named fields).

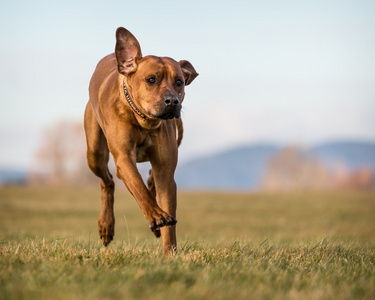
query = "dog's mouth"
xmin=160 ymin=111 xmax=180 ymax=120
xmin=152 ymin=107 xmax=181 ymax=120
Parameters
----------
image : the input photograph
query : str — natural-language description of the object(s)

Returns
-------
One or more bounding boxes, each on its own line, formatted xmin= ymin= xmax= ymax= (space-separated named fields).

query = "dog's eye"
xmin=147 ymin=77 xmax=156 ymax=84
xmin=176 ymin=79 xmax=183 ymax=86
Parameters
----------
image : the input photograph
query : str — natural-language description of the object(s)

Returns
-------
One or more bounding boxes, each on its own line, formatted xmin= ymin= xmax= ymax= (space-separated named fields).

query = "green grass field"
xmin=1 ymin=186 xmax=374 ymax=299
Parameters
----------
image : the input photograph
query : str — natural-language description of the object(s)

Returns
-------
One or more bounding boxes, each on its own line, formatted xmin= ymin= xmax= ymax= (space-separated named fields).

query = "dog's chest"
xmin=136 ymin=138 xmax=152 ymax=162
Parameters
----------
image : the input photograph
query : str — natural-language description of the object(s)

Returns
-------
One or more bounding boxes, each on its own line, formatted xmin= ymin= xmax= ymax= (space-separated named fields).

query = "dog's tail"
xmin=176 ymin=118 xmax=183 ymax=147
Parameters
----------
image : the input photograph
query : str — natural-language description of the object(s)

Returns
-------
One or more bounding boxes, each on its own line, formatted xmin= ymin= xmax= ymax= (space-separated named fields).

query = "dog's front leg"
xmin=148 ymin=124 xmax=179 ymax=254
xmin=113 ymin=153 xmax=177 ymax=233
xmin=151 ymin=167 xmax=178 ymax=255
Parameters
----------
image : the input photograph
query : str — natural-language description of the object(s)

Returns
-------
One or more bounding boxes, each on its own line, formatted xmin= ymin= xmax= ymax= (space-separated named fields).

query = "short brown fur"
xmin=84 ymin=27 xmax=198 ymax=254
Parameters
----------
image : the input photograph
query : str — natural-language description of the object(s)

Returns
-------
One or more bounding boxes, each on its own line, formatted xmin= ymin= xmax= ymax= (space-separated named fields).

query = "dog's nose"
xmin=163 ymin=94 xmax=179 ymax=106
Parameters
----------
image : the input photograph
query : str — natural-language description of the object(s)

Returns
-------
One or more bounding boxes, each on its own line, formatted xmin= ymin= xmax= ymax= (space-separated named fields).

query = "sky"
xmin=1 ymin=0 xmax=374 ymax=170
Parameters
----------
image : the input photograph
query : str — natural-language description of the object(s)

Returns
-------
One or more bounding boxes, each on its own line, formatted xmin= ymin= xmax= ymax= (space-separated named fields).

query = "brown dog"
xmin=84 ymin=27 xmax=198 ymax=254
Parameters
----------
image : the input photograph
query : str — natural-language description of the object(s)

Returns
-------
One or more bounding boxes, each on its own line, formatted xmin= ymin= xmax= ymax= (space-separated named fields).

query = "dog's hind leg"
xmin=147 ymin=169 xmax=156 ymax=197
xmin=147 ymin=169 xmax=161 ymax=238
xmin=84 ymin=102 xmax=115 ymax=246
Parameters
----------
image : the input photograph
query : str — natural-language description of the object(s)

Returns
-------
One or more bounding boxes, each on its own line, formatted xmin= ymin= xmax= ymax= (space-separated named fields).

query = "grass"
xmin=0 ymin=186 xmax=374 ymax=299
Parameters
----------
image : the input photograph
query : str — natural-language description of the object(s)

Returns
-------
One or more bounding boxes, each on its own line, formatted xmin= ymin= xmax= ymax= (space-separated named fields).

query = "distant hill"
xmin=0 ymin=168 xmax=27 ymax=185
xmin=175 ymin=144 xmax=280 ymax=189
xmin=310 ymin=141 xmax=375 ymax=170
xmin=175 ymin=140 xmax=375 ymax=190
xmin=1 ymin=140 xmax=374 ymax=189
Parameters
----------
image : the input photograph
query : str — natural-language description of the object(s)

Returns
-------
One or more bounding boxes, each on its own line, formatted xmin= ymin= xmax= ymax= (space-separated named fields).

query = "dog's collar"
xmin=123 ymin=78 xmax=150 ymax=120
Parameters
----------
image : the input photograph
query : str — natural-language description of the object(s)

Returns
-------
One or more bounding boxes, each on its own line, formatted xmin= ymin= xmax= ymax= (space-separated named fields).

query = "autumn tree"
xmin=262 ymin=146 xmax=332 ymax=191
xmin=33 ymin=120 xmax=96 ymax=185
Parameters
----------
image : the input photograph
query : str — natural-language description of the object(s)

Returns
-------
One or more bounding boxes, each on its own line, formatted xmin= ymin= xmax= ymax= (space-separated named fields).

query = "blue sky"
xmin=1 ymin=0 xmax=374 ymax=170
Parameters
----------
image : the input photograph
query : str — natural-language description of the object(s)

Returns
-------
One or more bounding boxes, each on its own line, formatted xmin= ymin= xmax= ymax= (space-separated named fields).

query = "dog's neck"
xmin=122 ymin=78 xmax=150 ymax=120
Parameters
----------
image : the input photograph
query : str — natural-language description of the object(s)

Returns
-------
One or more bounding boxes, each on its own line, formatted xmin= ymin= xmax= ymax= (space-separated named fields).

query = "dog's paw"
xmin=98 ymin=218 xmax=115 ymax=246
xmin=166 ymin=216 xmax=178 ymax=226
xmin=152 ymin=228 xmax=161 ymax=238
xmin=145 ymin=206 xmax=177 ymax=238
xmin=149 ymin=215 xmax=177 ymax=237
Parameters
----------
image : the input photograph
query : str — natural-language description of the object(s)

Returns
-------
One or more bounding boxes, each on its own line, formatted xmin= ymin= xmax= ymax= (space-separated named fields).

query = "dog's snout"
xmin=163 ymin=94 xmax=179 ymax=106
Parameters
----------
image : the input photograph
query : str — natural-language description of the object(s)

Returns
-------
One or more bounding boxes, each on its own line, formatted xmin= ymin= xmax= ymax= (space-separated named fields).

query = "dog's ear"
xmin=179 ymin=60 xmax=199 ymax=86
xmin=115 ymin=27 xmax=142 ymax=75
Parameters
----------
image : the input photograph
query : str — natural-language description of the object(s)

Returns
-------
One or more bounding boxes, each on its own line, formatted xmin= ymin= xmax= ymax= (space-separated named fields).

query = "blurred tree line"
xmin=30 ymin=120 xmax=146 ymax=187
xmin=262 ymin=146 xmax=375 ymax=191
xmin=30 ymin=121 xmax=375 ymax=191
xmin=30 ymin=121 xmax=97 ymax=185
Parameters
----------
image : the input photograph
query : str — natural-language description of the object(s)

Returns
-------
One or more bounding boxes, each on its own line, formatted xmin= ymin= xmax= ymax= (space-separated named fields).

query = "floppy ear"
xmin=115 ymin=27 xmax=142 ymax=75
xmin=179 ymin=60 xmax=199 ymax=86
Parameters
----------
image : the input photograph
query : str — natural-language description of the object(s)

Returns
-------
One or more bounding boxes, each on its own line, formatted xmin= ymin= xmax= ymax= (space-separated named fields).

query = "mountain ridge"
xmin=1 ymin=140 xmax=374 ymax=189
xmin=175 ymin=140 xmax=375 ymax=189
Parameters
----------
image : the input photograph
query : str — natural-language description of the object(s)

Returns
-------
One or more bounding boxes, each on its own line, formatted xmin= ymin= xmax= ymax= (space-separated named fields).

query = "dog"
xmin=84 ymin=27 xmax=198 ymax=254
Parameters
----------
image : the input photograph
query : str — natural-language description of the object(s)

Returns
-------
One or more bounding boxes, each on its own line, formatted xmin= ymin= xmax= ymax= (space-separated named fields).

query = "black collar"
xmin=123 ymin=78 xmax=149 ymax=120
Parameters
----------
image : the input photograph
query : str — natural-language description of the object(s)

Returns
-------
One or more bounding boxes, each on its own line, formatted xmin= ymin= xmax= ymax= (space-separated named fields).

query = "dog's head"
xmin=115 ymin=27 xmax=198 ymax=120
